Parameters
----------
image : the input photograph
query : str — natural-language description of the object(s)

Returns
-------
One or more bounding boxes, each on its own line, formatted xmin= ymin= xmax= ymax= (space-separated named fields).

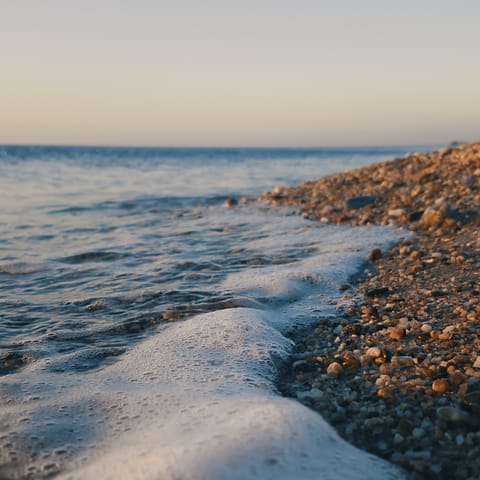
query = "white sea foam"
xmin=0 ymin=224 xmax=406 ymax=479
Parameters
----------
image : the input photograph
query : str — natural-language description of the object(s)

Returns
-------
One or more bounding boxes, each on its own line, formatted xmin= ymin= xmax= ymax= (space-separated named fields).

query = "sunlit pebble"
xmin=432 ymin=378 xmax=449 ymax=394
xmin=377 ymin=388 xmax=390 ymax=399
xmin=326 ymin=362 xmax=343 ymax=377
xmin=389 ymin=328 xmax=404 ymax=341
xmin=366 ymin=346 xmax=382 ymax=358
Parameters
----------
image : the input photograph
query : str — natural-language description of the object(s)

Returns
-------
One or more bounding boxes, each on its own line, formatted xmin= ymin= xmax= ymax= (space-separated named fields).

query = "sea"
xmin=0 ymin=145 xmax=432 ymax=479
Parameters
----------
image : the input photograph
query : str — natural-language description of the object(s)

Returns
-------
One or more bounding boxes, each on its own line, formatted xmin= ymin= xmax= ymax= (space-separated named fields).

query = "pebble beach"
xmin=259 ymin=142 xmax=480 ymax=479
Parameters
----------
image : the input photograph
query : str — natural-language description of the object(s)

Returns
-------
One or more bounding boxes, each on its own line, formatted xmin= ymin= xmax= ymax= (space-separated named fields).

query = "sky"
xmin=1 ymin=0 xmax=479 ymax=147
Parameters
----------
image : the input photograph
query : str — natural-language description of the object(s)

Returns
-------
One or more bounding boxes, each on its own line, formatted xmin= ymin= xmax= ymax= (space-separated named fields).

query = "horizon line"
xmin=0 ymin=141 xmax=448 ymax=151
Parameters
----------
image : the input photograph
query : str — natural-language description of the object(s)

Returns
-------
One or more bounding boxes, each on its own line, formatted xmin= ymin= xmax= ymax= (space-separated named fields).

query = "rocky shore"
xmin=259 ymin=142 xmax=480 ymax=479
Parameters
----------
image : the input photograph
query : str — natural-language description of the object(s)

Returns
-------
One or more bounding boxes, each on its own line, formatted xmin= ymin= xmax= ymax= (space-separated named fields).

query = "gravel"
xmin=260 ymin=142 xmax=480 ymax=480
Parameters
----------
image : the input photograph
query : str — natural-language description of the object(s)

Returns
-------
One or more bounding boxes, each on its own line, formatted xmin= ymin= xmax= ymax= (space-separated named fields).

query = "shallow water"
xmin=0 ymin=145 xmax=430 ymax=478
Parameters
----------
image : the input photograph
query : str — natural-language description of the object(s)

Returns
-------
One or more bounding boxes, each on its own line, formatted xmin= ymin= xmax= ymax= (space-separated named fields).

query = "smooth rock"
xmin=366 ymin=346 xmax=382 ymax=358
xmin=365 ymin=287 xmax=390 ymax=298
xmin=436 ymin=406 xmax=470 ymax=424
xmin=369 ymin=248 xmax=382 ymax=261
xmin=432 ymin=378 xmax=449 ymax=394
xmin=473 ymin=356 xmax=480 ymax=368
xmin=391 ymin=356 xmax=414 ymax=367
xmin=327 ymin=361 xmax=343 ymax=377
xmin=388 ymin=208 xmax=406 ymax=217
xmin=421 ymin=324 xmax=433 ymax=333
xmin=461 ymin=390 xmax=480 ymax=413
xmin=343 ymin=195 xmax=376 ymax=210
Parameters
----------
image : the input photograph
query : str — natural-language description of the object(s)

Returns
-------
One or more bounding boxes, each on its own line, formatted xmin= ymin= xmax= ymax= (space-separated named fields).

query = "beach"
xmin=0 ymin=146 xmax=412 ymax=479
xmin=260 ymin=142 xmax=480 ymax=479
xmin=0 ymin=144 xmax=477 ymax=479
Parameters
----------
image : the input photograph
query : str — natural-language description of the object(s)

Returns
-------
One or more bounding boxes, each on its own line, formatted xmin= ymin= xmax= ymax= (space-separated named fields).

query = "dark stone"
xmin=369 ymin=248 xmax=382 ymax=261
xmin=461 ymin=390 xmax=480 ymax=415
xmin=431 ymin=290 xmax=448 ymax=297
xmin=343 ymin=195 xmax=376 ymax=210
xmin=366 ymin=287 xmax=390 ymax=297
xmin=409 ymin=211 xmax=424 ymax=222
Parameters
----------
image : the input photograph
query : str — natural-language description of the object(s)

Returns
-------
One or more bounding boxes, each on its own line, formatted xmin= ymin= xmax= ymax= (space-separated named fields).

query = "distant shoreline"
xmin=260 ymin=142 xmax=480 ymax=479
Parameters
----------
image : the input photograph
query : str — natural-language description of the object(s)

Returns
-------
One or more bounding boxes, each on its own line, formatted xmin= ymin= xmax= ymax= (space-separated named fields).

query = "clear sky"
xmin=1 ymin=0 xmax=479 ymax=147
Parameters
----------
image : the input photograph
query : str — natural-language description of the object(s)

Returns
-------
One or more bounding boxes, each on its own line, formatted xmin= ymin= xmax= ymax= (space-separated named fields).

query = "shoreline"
xmin=260 ymin=142 xmax=480 ymax=479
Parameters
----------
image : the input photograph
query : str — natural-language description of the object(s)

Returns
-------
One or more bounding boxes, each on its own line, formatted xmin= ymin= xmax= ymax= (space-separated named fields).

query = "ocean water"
xmin=0 ymin=145 xmax=430 ymax=479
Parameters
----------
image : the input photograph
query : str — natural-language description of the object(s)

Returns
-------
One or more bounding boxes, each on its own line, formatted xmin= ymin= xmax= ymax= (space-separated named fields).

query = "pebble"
xmin=473 ymin=356 xmax=480 ymax=369
xmin=419 ymin=206 xmax=446 ymax=228
xmin=391 ymin=356 xmax=414 ymax=367
xmin=462 ymin=390 xmax=480 ymax=413
xmin=366 ymin=346 xmax=382 ymax=358
xmin=412 ymin=427 xmax=425 ymax=439
xmin=436 ymin=406 xmax=470 ymax=424
xmin=393 ymin=433 xmax=404 ymax=444
xmin=326 ymin=362 xmax=343 ymax=377
xmin=388 ymin=208 xmax=406 ymax=217
xmin=432 ymin=378 xmax=449 ymax=394
xmin=420 ymin=324 xmax=433 ymax=333
xmin=343 ymin=195 xmax=376 ymax=210
xmin=369 ymin=248 xmax=382 ymax=261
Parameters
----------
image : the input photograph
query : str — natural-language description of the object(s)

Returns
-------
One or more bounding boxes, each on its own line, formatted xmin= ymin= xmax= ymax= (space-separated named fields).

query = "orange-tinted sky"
xmin=1 ymin=1 xmax=479 ymax=147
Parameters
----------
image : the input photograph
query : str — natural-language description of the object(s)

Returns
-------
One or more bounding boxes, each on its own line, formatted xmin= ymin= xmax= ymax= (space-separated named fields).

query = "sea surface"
xmin=0 ymin=145 xmax=432 ymax=479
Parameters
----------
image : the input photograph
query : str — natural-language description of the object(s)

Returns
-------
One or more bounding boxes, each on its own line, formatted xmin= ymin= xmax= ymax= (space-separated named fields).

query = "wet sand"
xmin=259 ymin=142 xmax=480 ymax=479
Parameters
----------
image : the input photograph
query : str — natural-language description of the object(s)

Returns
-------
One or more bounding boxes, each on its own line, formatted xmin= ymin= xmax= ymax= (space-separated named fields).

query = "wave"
xmin=0 ymin=262 xmax=50 ymax=275
xmin=0 ymin=225 xmax=405 ymax=479
xmin=57 ymin=251 xmax=129 ymax=264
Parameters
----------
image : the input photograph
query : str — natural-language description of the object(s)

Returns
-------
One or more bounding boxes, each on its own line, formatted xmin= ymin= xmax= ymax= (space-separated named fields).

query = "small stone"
xmin=223 ymin=198 xmax=238 ymax=208
xmin=473 ymin=356 xmax=480 ymax=369
xmin=443 ymin=325 xmax=455 ymax=335
xmin=419 ymin=204 xmax=448 ymax=228
xmin=432 ymin=378 xmax=449 ymax=394
xmin=389 ymin=328 xmax=404 ymax=341
xmin=359 ymin=354 xmax=373 ymax=367
xmin=296 ymin=388 xmax=324 ymax=402
xmin=449 ymin=370 xmax=466 ymax=386
xmin=375 ymin=374 xmax=390 ymax=387
xmin=421 ymin=324 xmax=433 ymax=333
xmin=388 ymin=208 xmax=406 ymax=217
xmin=393 ymin=433 xmax=404 ymax=444
xmin=391 ymin=356 xmax=414 ymax=367
xmin=436 ymin=406 xmax=470 ymax=424
xmin=365 ymin=287 xmax=390 ymax=297
xmin=461 ymin=390 xmax=480 ymax=413
xmin=377 ymin=388 xmax=390 ymax=399
xmin=409 ymin=211 xmax=423 ymax=222
xmin=369 ymin=248 xmax=382 ymax=261
xmin=343 ymin=195 xmax=376 ymax=210
xmin=327 ymin=362 xmax=343 ymax=377
xmin=412 ymin=427 xmax=425 ymax=439
xmin=366 ymin=346 xmax=382 ymax=358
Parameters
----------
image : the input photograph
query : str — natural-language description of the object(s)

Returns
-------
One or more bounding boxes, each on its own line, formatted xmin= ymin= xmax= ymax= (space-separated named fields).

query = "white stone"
xmin=421 ymin=324 xmax=433 ymax=333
